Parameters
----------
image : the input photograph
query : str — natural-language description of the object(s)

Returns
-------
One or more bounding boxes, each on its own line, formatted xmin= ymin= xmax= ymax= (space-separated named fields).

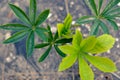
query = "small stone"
xmin=70 ymin=1 xmax=74 ymax=5
xmin=72 ymin=21 xmax=76 ymax=25
xmin=76 ymin=27 xmax=81 ymax=31
xmin=116 ymin=38 xmax=119 ymax=42
xmin=59 ymin=6 xmax=64 ymax=11
xmin=48 ymin=13 xmax=52 ymax=19
xmin=6 ymin=57 xmax=12 ymax=63
xmin=5 ymin=32 xmax=11 ymax=39
xmin=117 ymin=45 xmax=120 ymax=48
xmin=83 ymin=34 xmax=88 ymax=37
xmin=10 ymin=52 xmax=13 ymax=57
xmin=51 ymin=27 xmax=57 ymax=33
xmin=107 ymin=50 xmax=111 ymax=53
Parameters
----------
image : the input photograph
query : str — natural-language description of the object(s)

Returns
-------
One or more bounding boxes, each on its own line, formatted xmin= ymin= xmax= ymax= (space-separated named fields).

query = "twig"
xmin=64 ymin=0 xmax=69 ymax=14
xmin=112 ymin=73 xmax=120 ymax=79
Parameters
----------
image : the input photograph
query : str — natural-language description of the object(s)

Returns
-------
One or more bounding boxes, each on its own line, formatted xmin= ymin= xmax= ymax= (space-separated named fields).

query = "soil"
xmin=0 ymin=0 xmax=120 ymax=80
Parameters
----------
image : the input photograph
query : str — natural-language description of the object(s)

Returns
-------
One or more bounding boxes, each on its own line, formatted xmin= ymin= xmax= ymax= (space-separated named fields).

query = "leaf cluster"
xmin=76 ymin=0 xmax=120 ymax=35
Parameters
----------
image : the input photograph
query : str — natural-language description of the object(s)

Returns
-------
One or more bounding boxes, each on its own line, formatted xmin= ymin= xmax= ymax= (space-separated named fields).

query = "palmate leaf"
xmin=89 ymin=34 xmax=115 ymax=54
xmin=85 ymin=54 xmax=117 ymax=72
xmin=35 ymin=9 xmax=50 ymax=26
xmin=54 ymin=45 xmax=66 ymax=57
xmin=35 ymin=43 xmax=49 ymax=48
xmin=79 ymin=55 xmax=94 ymax=80
xmin=58 ymin=54 xmax=77 ymax=71
xmin=80 ymin=36 xmax=97 ymax=52
xmin=35 ymin=27 xmax=48 ymax=42
xmin=58 ymin=30 xmax=116 ymax=80
xmin=3 ymin=30 xmax=28 ymax=43
xmin=26 ymin=31 xmax=34 ymax=57
xmin=9 ymin=3 xmax=31 ymax=25
xmin=38 ymin=45 xmax=52 ymax=62
xmin=29 ymin=0 xmax=36 ymax=23
xmin=0 ymin=23 xmax=29 ymax=30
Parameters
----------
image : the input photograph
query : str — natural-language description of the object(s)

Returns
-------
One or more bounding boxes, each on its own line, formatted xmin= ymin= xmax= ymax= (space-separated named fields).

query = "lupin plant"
xmin=0 ymin=0 xmax=119 ymax=80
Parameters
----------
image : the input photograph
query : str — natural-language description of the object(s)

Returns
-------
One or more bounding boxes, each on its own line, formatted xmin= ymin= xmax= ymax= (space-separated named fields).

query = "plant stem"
xmin=64 ymin=0 xmax=69 ymax=14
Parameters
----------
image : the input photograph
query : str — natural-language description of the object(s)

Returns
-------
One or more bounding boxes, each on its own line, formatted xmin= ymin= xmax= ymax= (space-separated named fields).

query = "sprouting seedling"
xmin=0 ymin=0 xmax=50 ymax=57
xmin=76 ymin=0 xmax=120 ymax=35
xmin=58 ymin=29 xmax=117 ymax=80
xmin=34 ymin=14 xmax=73 ymax=62
xmin=57 ymin=13 xmax=73 ymax=38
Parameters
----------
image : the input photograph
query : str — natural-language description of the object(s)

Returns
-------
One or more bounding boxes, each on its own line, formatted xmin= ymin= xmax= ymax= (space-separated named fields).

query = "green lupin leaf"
xmin=64 ymin=13 xmax=72 ymax=29
xmin=89 ymin=34 xmax=115 ymax=54
xmin=107 ymin=19 xmax=119 ymax=30
xmin=54 ymin=45 xmax=66 ymax=57
xmin=98 ymin=0 xmax=103 ymax=13
xmin=72 ymin=30 xmax=82 ymax=47
xmin=57 ymin=14 xmax=72 ymax=37
xmin=85 ymin=54 xmax=117 ymax=72
xmin=106 ymin=7 xmax=120 ymax=15
xmin=47 ymin=25 xmax=53 ymax=42
xmin=38 ymin=45 xmax=52 ymax=62
xmin=58 ymin=54 xmax=77 ymax=71
xmin=57 ymin=23 xmax=64 ymax=37
xmin=99 ymin=20 xmax=109 ymax=34
xmin=55 ymin=38 xmax=72 ymax=43
xmin=80 ymin=36 xmax=97 ymax=52
xmin=0 ymin=24 xmax=29 ymax=30
xmin=79 ymin=55 xmax=94 ymax=80
xmin=9 ymin=3 xmax=31 ymax=25
xmin=35 ymin=43 xmax=49 ymax=48
xmin=88 ymin=0 xmax=98 ymax=15
xmin=76 ymin=16 xmax=95 ymax=24
xmin=3 ymin=30 xmax=28 ymax=43
xmin=102 ymin=0 xmax=120 ymax=16
xmin=26 ymin=31 xmax=34 ymax=57
xmin=29 ymin=0 xmax=36 ymax=23
xmin=35 ymin=27 xmax=48 ymax=42
xmin=58 ymin=44 xmax=77 ymax=55
xmin=35 ymin=9 xmax=50 ymax=26
xmin=53 ymin=31 xmax=58 ymax=41
xmin=89 ymin=20 xmax=100 ymax=35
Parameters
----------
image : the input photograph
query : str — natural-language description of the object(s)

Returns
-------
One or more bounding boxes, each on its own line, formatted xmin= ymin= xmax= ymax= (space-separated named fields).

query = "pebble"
xmin=107 ymin=50 xmax=111 ymax=54
xmin=48 ymin=13 xmax=52 ymax=19
xmin=116 ymin=38 xmax=119 ymax=42
xmin=6 ymin=57 xmax=12 ymax=63
xmin=51 ymin=27 xmax=57 ymax=33
xmin=58 ymin=6 xmax=64 ymax=11
xmin=5 ymin=32 xmax=11 ymax=39
xmin=72 ymin=21 xmax=75 ymax=25
xmin=117 ymin=45 xmax=120 ymax=48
